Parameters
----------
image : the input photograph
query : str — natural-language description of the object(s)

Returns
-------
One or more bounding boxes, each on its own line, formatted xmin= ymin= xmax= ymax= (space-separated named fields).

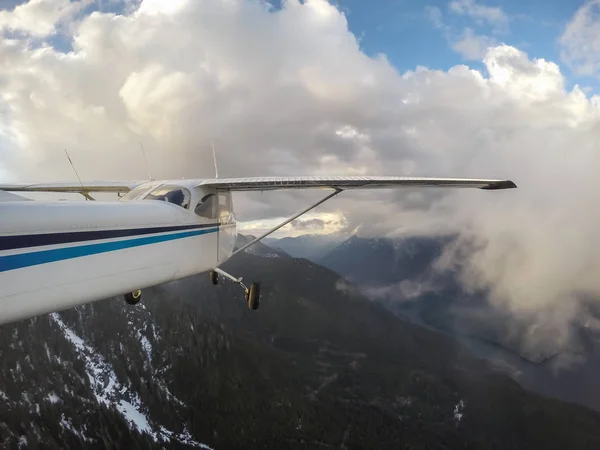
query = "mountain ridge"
xmin=272 ymin=233 xmax=600 ymax=414
xmin=2 ymin=237 xmax=600 ymax=448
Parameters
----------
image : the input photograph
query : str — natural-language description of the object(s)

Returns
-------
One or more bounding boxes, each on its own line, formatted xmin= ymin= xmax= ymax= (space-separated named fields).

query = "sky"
xmin=3 ymin=0 xmax=600 ymax=359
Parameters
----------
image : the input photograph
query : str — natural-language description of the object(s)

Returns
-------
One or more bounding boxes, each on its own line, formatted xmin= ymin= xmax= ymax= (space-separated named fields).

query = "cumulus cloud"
xmin=424 ymin=5 xmax=446 ymax=30
xmin=291 ymin=218 xmax=326 ymax=231
xmin=560 ymin=0 xmax=600 ymax=76
xmin=0 ymin=0 xmax=90 ymax=37
xmin=451 ymin=27 xmax=496 ymax=60
xmin=425 ymin=5 xmax=499 ymax=61
xmin=3 ymin=0 xmax=600 ymax=358
xmin=449 ymin=0 xmax=508 ymax=28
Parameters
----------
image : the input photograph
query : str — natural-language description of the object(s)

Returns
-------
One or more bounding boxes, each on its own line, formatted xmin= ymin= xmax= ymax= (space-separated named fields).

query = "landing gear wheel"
xmin=245 ymin=282 xmax=260 ymax=310
xmin=125 ymin=290 xmax=142 ymax=305
xmin=210 ymin=270 xmax=219 ymax=285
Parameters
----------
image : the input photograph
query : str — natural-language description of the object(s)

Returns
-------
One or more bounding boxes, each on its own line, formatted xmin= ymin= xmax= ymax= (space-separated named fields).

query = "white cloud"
xmin=560 ymin=0 xmax=600 ymax=76
xmin=425 ymin=6 xmax=498 ymax=60
xmin=3 ymin=0 xmax=600 ymax=358
xmin=449 ymin=0 xmax=508 ymax=28
xmin=451 ymin=27 xmax=496 ymax=60
xmin=424 ymin=5 xmax=446 ymax=30
xmin=0 ymin=0 xmax=90 ymax=38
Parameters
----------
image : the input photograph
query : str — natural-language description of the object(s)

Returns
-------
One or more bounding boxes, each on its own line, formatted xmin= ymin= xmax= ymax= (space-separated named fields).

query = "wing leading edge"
xmin=198 ymin=176 xmax=517 ymax=191
xmin=0 ymin=176 xmax=517 ymax=195
xmin=0 ymin=181 xmax=142 ymax=194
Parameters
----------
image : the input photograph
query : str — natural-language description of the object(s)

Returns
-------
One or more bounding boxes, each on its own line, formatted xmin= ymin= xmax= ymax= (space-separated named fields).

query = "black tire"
xmin=125 ymin=290 xmax=142 ymax=305
xmin=210 ymin=270 xmax=219 ymax=285
xmin=247 ymin=282 xmax=260 ymax=310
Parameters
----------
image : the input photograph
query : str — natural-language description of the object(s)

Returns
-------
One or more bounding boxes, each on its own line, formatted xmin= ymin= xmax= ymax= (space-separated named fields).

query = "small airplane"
xmin=0 ymin=174 xmax=516 ymax=326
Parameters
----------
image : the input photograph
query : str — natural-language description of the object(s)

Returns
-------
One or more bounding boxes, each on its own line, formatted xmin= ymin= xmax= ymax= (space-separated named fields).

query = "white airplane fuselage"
xmin=0 ymin=174 xmax=517 ymax=326
xmin=0 ymin=183 xmax=236 ymax=325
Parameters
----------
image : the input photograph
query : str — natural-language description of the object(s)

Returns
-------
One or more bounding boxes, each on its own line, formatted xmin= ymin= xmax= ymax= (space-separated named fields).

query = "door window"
xmin=195 ymin=194 xmax=217 ymax=219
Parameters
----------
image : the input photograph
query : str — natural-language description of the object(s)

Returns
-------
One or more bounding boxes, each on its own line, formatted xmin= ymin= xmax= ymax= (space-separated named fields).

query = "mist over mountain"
xmin=267 ymin=233 xmax=600 ymax=414
xmin=319 ymin=235 xmax=451 ymax=288
xmin=3 ymin=238 xmax=600 ymax=448
xmin=265 ymin=234 xmax=346 ymax=261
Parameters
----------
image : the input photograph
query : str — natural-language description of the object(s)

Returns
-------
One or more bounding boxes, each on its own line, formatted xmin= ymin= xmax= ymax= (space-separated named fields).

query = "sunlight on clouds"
xmin=335 ymin=125 xmax=368 ymax=141
xmin=239 ymin=211 xmax=347 ymax=238
xmin=119 ymin=65 xmax=197 ymax=139
xmin=3 ymin=0 xmax=600 ymax=357
xmin=136 ymin=0 xmax=187 ymax=16
xmin=485 ymin=46 xmax=564 ymax=102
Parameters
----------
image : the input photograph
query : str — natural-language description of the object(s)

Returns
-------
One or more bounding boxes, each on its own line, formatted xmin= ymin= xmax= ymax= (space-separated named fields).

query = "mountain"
xmin=235 ymin=233 xmax=290 ymax=258
xmin=3 ymin=238 xmax=600 ymax=448
xmin=265 ymin=234 xmax=346 ymax=261
xmin=318 ymin=234 xmax=450 ymax=288
xmin=315 ymin=234 xmax=600 ymax=414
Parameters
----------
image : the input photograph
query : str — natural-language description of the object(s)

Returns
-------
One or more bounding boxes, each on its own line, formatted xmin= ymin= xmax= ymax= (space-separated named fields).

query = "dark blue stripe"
xmin=0 ymin=223 xmax=220 ymax=252
xmin=0 ymin=228 xmax=217 ymax=273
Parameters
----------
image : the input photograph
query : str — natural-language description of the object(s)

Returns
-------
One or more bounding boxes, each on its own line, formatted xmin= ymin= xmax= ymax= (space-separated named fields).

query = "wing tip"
xmin=480 ymin=180 xmax=517 ymax=190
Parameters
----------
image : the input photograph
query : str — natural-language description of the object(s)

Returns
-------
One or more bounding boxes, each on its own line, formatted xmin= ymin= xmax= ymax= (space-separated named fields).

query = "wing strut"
xmin=225 ymin=188 xmax=342 ymax=262
xmin=211 ymin=188 xmax=342 ymax=310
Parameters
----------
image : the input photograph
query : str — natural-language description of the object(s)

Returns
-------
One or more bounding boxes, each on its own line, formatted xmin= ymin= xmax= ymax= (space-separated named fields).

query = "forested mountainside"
xmin=273 ymin=233 xmax=600 ymax=414
xmin=2 ymin=242 xmax=600 ymax=449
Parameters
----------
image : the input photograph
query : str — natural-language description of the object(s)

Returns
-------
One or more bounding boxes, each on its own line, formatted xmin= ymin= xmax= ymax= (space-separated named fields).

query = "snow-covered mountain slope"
xmin=3 ymin=245 xmax=600 ymax=449
xmin=0 ymin=301 xmax=213 ymax=449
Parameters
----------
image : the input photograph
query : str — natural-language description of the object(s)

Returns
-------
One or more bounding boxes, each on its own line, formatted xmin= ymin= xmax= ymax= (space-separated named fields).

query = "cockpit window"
xmin=120 ymin=185 xmax=152 ymax=201
xmin=143 ymin=185 xmax=191 ymax=209
xmin=195 ymin=194 xmax=217 ymax=219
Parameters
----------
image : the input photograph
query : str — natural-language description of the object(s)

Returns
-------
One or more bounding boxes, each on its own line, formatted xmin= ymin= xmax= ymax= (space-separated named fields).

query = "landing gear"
xmin=207 ymin=189 xmax=343 ymax=312
xmin=245 ymin=282 xmax=260 ymax=310
xmin=125 ymin=289 xmax=142 ymax=305
xmin=212 ymin=268 xmax=261 ymax=310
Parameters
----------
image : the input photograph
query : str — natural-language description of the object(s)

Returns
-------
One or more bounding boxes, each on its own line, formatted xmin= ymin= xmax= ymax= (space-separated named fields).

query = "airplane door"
xmin=217 ymin=192 xmax=236 ymax=262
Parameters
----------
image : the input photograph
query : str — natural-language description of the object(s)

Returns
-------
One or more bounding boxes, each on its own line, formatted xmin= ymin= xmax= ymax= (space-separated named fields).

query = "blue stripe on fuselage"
xmin=0 ymin=227 xmax=217 ymax=273
xmin=0 ymin=222 xmax=220 ymax=252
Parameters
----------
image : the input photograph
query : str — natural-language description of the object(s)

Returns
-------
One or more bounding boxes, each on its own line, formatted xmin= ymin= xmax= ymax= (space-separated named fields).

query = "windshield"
xmin=143 ymin=185 xmax=191 ymax=209
xmin=119 ymin=185 xmax=153 ymax=201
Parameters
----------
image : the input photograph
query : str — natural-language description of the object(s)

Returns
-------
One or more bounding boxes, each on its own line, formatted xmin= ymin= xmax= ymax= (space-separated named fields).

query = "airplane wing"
xmin=0 ymin=181 xmax=143 ymax=194
xmin=198 ymin=176 xmax=517 ymax=191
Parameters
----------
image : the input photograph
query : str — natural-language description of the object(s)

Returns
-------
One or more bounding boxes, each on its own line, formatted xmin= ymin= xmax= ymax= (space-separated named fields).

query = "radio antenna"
xmin=139 ymin=142 xmax=153 ymax=180
xmin=64 ymin=149 xmax=92 ymax=201
xmin=211 ymin=140 xmax=219 ymax=179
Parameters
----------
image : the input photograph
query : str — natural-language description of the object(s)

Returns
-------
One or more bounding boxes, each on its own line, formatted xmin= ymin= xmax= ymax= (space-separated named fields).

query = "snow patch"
xmin=118 ymin=398 xmax=152 ymax=434
xmin=156 ymin=379 xmax=186 ymax=407
xmin=51 ymin=313 xmax=210 ymax=448
xmin=140 ymin=335 xmax=152 ymax=362
xmin=18 ymin=436 xmax=27 ymax=449
xmin=44 ymin=343 xmax=52 ymax=360
xmin=0 ymin=390 xmax=8 ymax=401
xmin=47 ymin=393 xmax=61 ymax=404
xmin=60 ymin=413 xmax=91 ymax=443
xmin=454 ymin=399 xmax=465 ymax=423
xmin=159 ymin=425 xmax=213 ymax=449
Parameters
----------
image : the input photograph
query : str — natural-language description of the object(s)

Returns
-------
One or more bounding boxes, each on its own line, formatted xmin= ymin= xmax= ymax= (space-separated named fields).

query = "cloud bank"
xmin=2 ymin=0 xmax=600 ymax=357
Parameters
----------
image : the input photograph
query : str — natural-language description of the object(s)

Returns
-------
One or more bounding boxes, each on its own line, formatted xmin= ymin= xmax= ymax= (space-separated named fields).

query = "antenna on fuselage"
xmin=139 ymin=142 xmax=153 ymax=181
xmin=211 ymin=140 xmax=219 ymax=179
xmin=64 ymin=149 xmax=93 ymax=201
